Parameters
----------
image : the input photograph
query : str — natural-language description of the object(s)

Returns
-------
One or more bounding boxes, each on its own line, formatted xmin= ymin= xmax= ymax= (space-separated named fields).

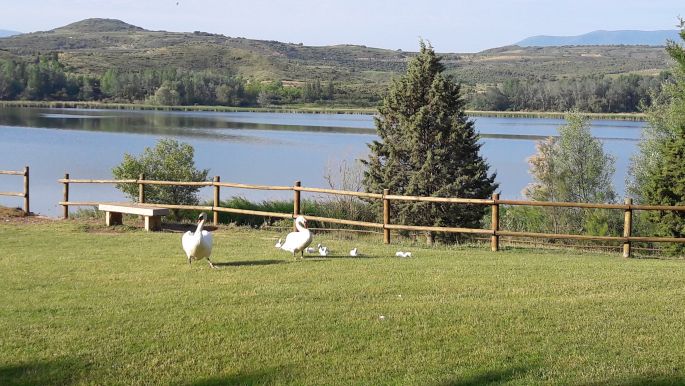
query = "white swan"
xmin=395 ymin=251 xmax=412 ymax=258
xmin=182 ymin=212 xmax=215 ymax=268
xmin=280 ymin=215 xmax=313 ymax=259
xmin=349 ymin=248 xmax=358 ymax=257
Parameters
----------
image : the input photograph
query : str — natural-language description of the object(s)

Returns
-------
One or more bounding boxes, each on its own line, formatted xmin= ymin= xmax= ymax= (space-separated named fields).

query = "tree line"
xmin=0 ymin=53 xmax=670 ymax=113
xmin=468 ymin=73 xmax=667 ymax=113
xmin=0 ymin=55 xmax=337 ymax=106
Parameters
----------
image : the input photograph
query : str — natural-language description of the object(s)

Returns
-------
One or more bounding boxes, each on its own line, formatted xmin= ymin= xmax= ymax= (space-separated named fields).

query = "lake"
xmin=0 ymin=107 xmax=645 ymax=217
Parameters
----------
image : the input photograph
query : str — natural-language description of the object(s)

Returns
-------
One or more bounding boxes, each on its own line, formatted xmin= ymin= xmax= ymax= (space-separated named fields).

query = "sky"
xmin=1 ymin=0 xmax=682 ymax=52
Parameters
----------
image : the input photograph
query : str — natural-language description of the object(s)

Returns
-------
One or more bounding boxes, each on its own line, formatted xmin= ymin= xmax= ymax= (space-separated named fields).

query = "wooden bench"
xmin=98 ymin=203 xmax=170 ymax=231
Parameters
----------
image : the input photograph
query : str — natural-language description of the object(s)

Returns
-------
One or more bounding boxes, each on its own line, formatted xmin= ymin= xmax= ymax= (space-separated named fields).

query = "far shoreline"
xmin=0 ymin=100 xmax=648 ymax=121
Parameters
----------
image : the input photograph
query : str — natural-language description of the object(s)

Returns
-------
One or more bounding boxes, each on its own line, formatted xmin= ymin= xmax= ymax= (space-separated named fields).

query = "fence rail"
xmin=57 ymin=174 xmax=685 ymax=258
xmin=1 ymin=167 xmax=29 ymax=214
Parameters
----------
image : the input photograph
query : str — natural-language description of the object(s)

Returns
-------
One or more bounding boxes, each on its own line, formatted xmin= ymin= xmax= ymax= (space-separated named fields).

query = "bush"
xmin=112 ymin=139 xmax=209 ymax=218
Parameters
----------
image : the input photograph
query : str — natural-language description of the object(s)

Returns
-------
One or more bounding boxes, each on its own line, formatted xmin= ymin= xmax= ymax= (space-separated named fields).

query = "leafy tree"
xmin=525 ymin=111 xmax=616 ymax=233
xmin=112 ymin=139 xmax=209 ymax=215
xmin=362 ymin=41 xmax=498 ymax=244
xmin=151 ymin=81 xmax=181 ymax=105
xmin=630 ymin=19 xmax=685 ymax=254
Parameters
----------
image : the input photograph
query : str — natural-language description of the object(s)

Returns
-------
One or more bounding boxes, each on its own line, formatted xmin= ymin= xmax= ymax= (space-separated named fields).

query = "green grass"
xmin=2 ymin=220 xmax=685 ymax=385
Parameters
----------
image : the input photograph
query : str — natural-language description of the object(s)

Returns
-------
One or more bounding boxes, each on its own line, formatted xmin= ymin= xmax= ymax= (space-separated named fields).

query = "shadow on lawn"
xmin=0 ymin=358 xmax=85 ymax=385
xmin=440 ymin=366 xmax=530 ymax=386
xmin=183 ymin=367 xmax=282 ymax=385
xmin=214 ymin=259 xmax=285 ymax=267
xmin=304 ymin=254 xmax=376 ymax=260
xmin=441 ymin=367 xmax=685 ymax=386
xmin=162 ymin=223 xmax=219 ymax=233
xmin=585 ymin=374 xmax=685 ymax=386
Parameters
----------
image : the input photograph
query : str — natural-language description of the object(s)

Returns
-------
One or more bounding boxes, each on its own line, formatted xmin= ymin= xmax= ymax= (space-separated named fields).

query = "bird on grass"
xmin=349 ymin=248 xmax=358 ymax=257
xmin=279 ymin=215 xmax=312 ymax=259
xmin=274 ymin=238 xmax=283 ymax=248
xmin=182 ymin=212 xmax=215 ymax=268
xmin=318 ymin=245 xmax=329 ymax=256
xmin=395 ymin=251 xmax=412 ymax=258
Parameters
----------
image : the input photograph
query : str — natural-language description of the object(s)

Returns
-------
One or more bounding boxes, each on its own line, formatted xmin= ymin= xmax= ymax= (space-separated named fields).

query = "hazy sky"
xmin=1 ymin=0 xmax=682 ymax=52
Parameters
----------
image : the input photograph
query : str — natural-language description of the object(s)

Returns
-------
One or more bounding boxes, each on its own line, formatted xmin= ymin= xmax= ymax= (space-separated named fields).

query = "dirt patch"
xmin=0 ymin=206 xmax=57 ymax=224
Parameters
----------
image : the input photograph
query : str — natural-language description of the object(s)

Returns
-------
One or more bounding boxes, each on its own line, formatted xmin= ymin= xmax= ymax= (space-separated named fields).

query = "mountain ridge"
xmin=0 ymin=29 xmax=21 ymax=37
xmin=517 ymin=29 xmax=681 ymax=47
xmin=0 ymin=18 xmax=671 ymax=89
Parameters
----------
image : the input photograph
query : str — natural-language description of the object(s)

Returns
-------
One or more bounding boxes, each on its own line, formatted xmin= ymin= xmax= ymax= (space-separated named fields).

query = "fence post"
xmin=491 ymin=193 xmax=500 ymax=252
xmin=138 ymin=173 xmax=145 ymax=204
xmin=293 ymin=180 xmax=301 ymax=230
xmin=62 ymin=173 xmax=69 ymax=219
xmin=383 ymin=189 xmax=390 ymax=244
xmin=23 ymin=166 xmax=29 ymax=215
xmin=623 ymin=197 xmax=633 ymax=258
xmin=213 ymin=176 xmax=220 ymax=225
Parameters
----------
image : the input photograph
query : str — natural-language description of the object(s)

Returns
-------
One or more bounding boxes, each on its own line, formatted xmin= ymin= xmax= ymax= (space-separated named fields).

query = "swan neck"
xmin=195 ymin=219 xmax=205 ymax=235
xmin=296 ymin=221 xmax=307 ymax=232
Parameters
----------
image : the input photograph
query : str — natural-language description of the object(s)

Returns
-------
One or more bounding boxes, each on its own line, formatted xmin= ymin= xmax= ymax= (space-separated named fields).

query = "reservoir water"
xmin=0 ymin=107 xmax=645 ymax=217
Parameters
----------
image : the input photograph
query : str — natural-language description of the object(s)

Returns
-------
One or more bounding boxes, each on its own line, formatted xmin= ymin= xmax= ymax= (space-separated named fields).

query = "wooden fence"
xmin=0 ymin=166 xmax=29 ymax=214
xmin=57 ymin=174 xmax=685 ymax=258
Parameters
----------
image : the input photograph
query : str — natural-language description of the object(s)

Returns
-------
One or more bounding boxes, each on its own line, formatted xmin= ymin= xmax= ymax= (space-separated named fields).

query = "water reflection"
xmin=0 ymin=107 xmax=646 ymax=217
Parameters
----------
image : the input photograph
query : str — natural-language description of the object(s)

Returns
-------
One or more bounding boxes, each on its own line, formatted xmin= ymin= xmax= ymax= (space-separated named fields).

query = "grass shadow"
xmin=440 ymin=366 xmax=530 ymax=386
xmin=0 ymin=358 xmax=85 ymax=385
xmin=585 ymin=374 xmax=685 ymax=386
xmin=213 ymin=259 xmax=285 ymax=267
xmin=163 ymin=223 xmax=218 ymax=233
xmin=317 ymin=254 xmax=377 ymax=259
xmin=181 ymin=366 xmax=284 ymax=386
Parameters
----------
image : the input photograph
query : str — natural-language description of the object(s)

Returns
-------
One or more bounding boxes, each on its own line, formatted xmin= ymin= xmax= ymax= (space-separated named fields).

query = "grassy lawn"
xmin=2 ymin=220 xmax=685 ymax=385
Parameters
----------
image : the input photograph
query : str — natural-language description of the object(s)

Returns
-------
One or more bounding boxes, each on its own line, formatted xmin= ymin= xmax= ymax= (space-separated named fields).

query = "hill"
xmin=0 ymin=19 xmax=670 ymax=86
xmin=0 ymin=19 xmax=674 ymax=112
xmin=516 ymin=30 xmax=681 ymax=47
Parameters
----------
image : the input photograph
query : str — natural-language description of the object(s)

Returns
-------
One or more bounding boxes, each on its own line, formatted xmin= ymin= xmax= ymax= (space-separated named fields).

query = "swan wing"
xmin=280 ymin=231 xmax=300 ymax=252
xmin=182 ymin=231 xmax=195 ymax=258
xmin=195 ymin=230 xmax=213 ymax=258
xmin=280 ymin=230 xmax=312 ymax=253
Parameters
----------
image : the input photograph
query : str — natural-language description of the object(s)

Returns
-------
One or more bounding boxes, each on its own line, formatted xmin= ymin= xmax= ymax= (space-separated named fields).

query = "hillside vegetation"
xmin=0 ymin=18 xmax=672 ymax=111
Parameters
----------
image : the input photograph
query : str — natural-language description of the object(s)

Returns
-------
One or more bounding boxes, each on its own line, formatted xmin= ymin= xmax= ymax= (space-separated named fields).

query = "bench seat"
xmin=98 ymin=203 xmax=170 ymax=231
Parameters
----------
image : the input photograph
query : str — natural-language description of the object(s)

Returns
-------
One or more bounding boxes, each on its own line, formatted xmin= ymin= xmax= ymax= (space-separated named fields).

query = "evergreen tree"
xmin=362 ymin=41 xmax=497 ymax=244
xmin=633 ymin=19 xmax=685 ymax=254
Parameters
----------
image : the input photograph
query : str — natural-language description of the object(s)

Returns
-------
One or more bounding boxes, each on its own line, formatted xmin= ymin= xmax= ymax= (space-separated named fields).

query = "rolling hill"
xmin=0 ymin=18 xmax=671 ymax=89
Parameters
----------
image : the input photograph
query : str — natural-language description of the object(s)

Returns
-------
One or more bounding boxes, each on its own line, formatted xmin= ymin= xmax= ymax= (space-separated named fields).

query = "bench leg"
xmin=106 ymin=211 xmax=123 ymax=226
xmin=145 ymin=215 xmax=162 ymax=231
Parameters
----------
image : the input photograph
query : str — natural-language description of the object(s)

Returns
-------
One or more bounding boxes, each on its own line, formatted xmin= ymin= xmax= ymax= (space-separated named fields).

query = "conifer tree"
xmin=630 ymin=19 xmax=685 ymax=254
xmin=362 ymin=41 xmax=497 ymax=244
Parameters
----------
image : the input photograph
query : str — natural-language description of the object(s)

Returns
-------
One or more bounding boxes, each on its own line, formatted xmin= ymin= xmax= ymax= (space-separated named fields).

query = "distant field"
xmin=2 ymin=219 xmax=685 ymax=384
